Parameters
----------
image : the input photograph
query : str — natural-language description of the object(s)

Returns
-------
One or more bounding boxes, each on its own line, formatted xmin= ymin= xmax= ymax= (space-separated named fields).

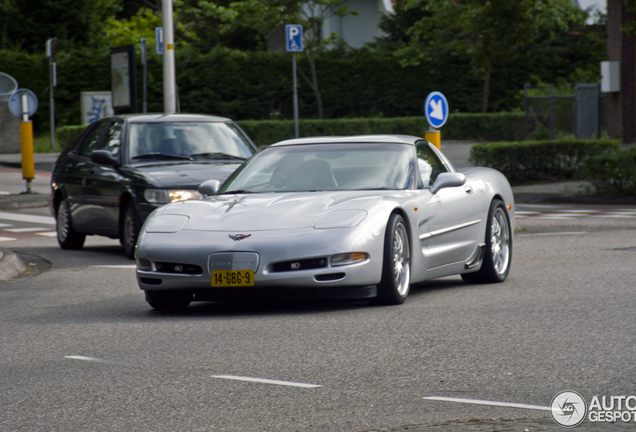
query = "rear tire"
xmin=145 ymin=291 xmax=192 ymax=311
xmin=462 ymin=199 xmax=512 ymax=284
xmin=56 ymin=199 xmax=85 ymax=250
xmin=121 ymin=201 xmax=140 ymax=260
xmin=370 ymin=214 xmax=411 ymax=305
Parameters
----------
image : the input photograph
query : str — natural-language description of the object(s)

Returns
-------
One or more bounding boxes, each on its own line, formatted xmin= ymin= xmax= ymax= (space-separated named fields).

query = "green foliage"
xmin=389 ymin=0 xmax=590 ymax=112
xmin=582 ymin=146 xmax=636 ymax=198
xmin=56 ymin=125 xmax=86 ymax=149
xmin=469 ymin=139 xmax=620 ymax=185
xmin=238 ymin=114 xmax=524 ymax=147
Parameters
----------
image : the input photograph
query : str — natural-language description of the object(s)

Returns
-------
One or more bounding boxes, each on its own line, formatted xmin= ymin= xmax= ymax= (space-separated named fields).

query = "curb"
xmin=0 ymin=193 xmax=50 ymax=209
xmin=0 ymin=248 xmax=26 ymax=281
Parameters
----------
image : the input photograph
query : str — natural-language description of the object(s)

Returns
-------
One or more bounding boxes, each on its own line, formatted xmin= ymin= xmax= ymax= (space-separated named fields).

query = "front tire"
xmin=371 ymin=214 xmax=411 ymax=305
xmin=121 ymin=201 xmax=140 ymax=260
xmin=56 ymin=199 xmax=85 ymax=250
xmin=462 ymin=199 xmax=512 ymax=284
xmin=145 ymin=291 xmax=192 ymax=311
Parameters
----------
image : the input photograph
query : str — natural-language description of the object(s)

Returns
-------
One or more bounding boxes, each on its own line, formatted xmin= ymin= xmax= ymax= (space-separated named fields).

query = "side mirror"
xmin=198 ymin=179 xmax=221 ymax=196
xmin=90 ymin=150 xmax=118 ymax=166
xmin=429 ymin=172 xmax=466 ymax=194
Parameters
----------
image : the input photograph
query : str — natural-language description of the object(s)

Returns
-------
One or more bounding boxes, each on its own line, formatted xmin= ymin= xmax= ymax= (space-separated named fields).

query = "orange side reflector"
xmin=507 ymin=204 xmax=512 ymax=210
xmin=351 ymin=252 xmax=367 ymax=261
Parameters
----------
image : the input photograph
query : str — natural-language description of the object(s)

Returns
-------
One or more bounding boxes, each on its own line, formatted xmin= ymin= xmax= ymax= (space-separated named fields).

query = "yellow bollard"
xmin=20 ymin=121 xmax=35 ymax=192
xmin=425 ymin=130 xmax=441 ymax=150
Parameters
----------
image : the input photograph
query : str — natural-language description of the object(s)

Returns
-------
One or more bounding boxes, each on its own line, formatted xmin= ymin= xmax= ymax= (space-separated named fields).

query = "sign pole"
xmin=20 ymin=94 xmax=35 ymax=193
xmin=286 ymin=25 xmax=303 ymax=139
xmin=141 ymin=38 xmax=148 ymax=113
xmin=293 ymin=52 xmax=299 ymax=138
xmin=46 ymin=38 xmax=57 ymax=149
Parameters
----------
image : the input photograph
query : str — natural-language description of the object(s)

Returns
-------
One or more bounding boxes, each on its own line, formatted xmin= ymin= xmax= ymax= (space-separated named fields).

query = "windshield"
xmin=219 ymin=143 xmax=414 ymax=193
xmin=128 ymin=122 xmax=255 ymax=161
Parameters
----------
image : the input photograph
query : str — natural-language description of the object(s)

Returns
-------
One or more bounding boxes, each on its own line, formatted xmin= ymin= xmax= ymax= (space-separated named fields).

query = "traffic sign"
xmin=8 ymin=89 xmax=38 ymax=118
xmin=0 ymin=72 xmax=18 ymax=101
xmin=156 ymin=27 xmax=163 ymax=54
xmin=286 ymin=25 xmax=303 ymax=52
xmin=424 ymin=91 xmax=449 ymax=129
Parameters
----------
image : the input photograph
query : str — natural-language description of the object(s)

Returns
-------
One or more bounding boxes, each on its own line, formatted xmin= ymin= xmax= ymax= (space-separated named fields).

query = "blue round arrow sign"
xmin=424 ymin=91 xmax=449 ymax=129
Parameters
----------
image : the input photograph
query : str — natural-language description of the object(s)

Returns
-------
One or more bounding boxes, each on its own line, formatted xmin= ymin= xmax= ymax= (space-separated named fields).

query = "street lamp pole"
xmin=162 ymin=0 xmax=176 ymax=114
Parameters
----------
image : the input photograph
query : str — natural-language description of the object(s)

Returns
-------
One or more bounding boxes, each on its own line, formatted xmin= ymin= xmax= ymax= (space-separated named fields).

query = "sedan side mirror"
xmin=198 ymin=179 xmax=221 ymax=196
xmin=90 ymin=150 xmax=119 ymax=166
xmin=429 ymin=172 xmax=466 ymax=195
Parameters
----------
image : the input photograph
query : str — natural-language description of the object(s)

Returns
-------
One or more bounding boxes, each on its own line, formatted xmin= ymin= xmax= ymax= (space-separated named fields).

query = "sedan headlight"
xmin=144 ymin=189 xmax=203 ymax=203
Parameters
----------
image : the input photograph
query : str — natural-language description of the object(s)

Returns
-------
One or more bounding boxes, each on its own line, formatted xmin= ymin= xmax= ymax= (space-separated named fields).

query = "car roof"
xmin=270 ymin=135 xmax=422 ymax=147
xmin=100 ymin=113 xmax=233 ymax=123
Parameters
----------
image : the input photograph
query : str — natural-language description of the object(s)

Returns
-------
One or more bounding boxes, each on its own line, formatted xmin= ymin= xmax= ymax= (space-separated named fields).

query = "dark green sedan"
xmin=50 ymin=114 xmax=258 ymax=258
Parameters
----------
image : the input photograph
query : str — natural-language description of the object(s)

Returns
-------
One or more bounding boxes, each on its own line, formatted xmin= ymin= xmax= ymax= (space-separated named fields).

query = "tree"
xmin=0 ymin=0 xmax=120 ymax=52
xmin=394 ymin=0 xmax=584 ymax=112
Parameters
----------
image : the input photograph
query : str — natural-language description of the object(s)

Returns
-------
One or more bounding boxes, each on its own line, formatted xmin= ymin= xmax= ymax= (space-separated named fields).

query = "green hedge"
xmin=469 ymin=139 xmax=621 ymax=185
xmin=238 ymin=113 xmax=524 ymax=147
xmin=56 ymin=125 xmax=85 ymax=148
xmin=582 ymin=146 xmax=636 ymax=198
xmin=55 ymin=113 xmax=526 ymax=149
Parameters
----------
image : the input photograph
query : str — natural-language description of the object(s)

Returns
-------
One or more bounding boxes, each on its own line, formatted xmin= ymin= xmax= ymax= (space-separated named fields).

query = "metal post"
xmin=20 ymin=94 xmax=34 ymax=193
xmin=549 ymin=84 xmax=554 ymax=140
xmin=162 ymin=0 xmax=176 ymax=114
xmin=50 ymin=61 xmax=56 ymax=149
xmin=141 ymin=38 xmax=148 ymax=113
xmin=293 ymin=52 xmax=299 ymax=138
xmin=524 ymin=83 xmax=529 ymax=139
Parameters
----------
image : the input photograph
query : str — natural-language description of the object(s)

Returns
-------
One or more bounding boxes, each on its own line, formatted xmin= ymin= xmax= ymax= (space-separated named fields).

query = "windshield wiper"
xmin=220 ymin=190 xmax=254 ymax=194
xmin=189 ymin=152 xmax=246 ymax=161
xmin=132 ymin=153 xmax=192 ymax=160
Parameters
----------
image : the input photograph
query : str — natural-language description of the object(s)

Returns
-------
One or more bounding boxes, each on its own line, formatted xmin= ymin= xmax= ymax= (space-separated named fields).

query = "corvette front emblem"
xmin=229 ymin=234 xmax=251 ymax=241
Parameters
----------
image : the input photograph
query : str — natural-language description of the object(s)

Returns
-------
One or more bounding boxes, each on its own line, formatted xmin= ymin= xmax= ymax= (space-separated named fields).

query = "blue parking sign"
xmin=286 ymin=25 xmax=303 ymax=52
xmin=424 ymin=91 xmax=449 ymax=129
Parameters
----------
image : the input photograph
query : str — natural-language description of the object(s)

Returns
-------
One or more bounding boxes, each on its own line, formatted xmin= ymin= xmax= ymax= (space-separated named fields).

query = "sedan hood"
xmin=158 ymin=192 xmax=393 ymax=231
xmin=132 ymin=162 xmax=243 ymax=188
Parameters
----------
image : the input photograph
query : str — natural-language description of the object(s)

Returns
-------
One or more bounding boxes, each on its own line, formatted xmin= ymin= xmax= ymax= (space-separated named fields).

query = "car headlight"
xmin=144 ymin=189 xmax=203 ymax=203
xmin=330 ymin=252 xmax=368 ymax=266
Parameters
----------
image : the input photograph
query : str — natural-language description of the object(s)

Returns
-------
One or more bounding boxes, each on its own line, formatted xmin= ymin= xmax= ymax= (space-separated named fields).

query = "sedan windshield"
xmin=219 ymin=143 xmax=414 ymax=193
xmin=129 ymin=122 xmax=254 ymax=161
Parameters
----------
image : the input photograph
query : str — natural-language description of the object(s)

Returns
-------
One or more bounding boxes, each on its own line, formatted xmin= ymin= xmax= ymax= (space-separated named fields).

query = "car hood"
xmin=156 ymin=191 xmax=400 ymax=231
xmin=131 ymin=161 xmax=243 ymax=188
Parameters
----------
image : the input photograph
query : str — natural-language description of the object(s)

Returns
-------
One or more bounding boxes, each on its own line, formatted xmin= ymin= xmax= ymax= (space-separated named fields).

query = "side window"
xmin=415 ymin=141 xmax=448 ymax=187
xmin=77 ymin=121 xmax=108 ymax=158
xmin=101 ymin=121 xmax=123 ymax=158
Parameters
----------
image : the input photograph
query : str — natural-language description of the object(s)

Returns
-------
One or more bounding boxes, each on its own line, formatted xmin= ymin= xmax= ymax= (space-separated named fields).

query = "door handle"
xmin=464 ymin=185 xmax=473 ymax=195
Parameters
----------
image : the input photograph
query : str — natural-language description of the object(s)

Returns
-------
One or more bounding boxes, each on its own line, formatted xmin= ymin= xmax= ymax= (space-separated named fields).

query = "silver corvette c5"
xmin=135 ymin=135 xmax=514 ymax=310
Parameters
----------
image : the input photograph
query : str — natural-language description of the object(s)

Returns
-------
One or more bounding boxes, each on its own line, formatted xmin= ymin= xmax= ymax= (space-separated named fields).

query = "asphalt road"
xmin=1 ymin=205 xmax=635 ymax=431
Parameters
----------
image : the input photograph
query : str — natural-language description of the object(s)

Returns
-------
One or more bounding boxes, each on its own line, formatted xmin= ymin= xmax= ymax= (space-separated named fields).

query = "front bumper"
xmin=135 ymin=226 xmax=384 ymax=299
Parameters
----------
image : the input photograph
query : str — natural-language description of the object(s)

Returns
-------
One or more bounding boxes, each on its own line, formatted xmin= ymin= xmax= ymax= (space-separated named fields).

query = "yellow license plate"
xmin=211 ymin=270 xmax=255 ymax=287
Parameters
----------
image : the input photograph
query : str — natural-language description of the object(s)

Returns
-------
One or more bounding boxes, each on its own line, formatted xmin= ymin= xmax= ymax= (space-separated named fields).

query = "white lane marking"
xmin=0 ymin=211 xmax=55 ymax=225
xmin=591 ymin=214 xmax=636 ymax=218
xmin=0 ymin=237 xmax=16 ymax=241
xmin=36 ymin=232 xmax=57 ymax=237
xmin=3 ymin=227 xmax=49 ymax=232
xmin=517 ymin=232 xmax=587 ymax=237
xmin=0 ymin=223 xmax=13 ymax=227
xmin=422 ymin=396 xmax=550 ymax=411
xmin=212 ymin=374 xmax=322 ymax=388
xmin=0 ymin=191 xmax=10 ymax=195
xmin=65 ymin=355 xmax=109 ymax=363
xmin=89 ymin=265 xmax=137 ymax=269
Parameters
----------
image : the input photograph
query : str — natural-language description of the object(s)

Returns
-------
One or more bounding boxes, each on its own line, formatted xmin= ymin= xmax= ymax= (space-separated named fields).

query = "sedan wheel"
xmin=462 ymin=199 xmax=512 ymax=284
xmin=122 ymin=201 xmax=140 ymax=260
xmin=372 ymin=214 xmax=411 ymax=305
xmin=56 ymin=199 xmax=85 ymax=250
